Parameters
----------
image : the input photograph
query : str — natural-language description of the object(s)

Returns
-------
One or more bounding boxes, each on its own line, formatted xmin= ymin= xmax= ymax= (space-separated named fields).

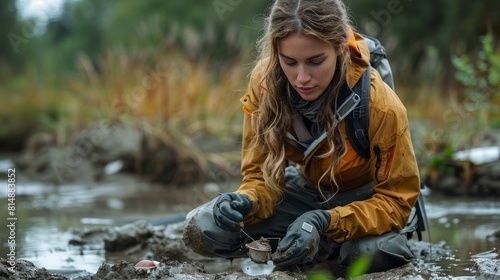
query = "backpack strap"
xmin=346 ymin=66 xmax=371 ymax=158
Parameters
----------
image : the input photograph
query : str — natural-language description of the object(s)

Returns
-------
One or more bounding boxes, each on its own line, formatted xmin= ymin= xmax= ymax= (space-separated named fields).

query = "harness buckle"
xmin=336 ymin=92 xmax=360 ymax=122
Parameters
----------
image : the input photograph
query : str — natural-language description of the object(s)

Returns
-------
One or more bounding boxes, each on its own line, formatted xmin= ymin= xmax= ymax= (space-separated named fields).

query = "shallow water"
xmin=417 ymin=196 xmax=500 ymax=277
xmin=0 ymin=157 xmax=499 ymax=278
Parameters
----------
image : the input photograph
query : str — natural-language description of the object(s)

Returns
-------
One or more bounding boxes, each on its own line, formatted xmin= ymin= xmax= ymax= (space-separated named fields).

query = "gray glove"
xmin=272 ymin=210 xmax=331 ymax=266
xmin=213 ymin=193 xmax=252 ymax=231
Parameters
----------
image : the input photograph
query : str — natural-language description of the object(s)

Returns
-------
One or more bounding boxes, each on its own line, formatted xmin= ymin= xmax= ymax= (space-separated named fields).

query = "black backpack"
xmin=345 ymin=34 xmax=394 ymax=159
xmin=344 ymin=35 xmax=430 ymax=242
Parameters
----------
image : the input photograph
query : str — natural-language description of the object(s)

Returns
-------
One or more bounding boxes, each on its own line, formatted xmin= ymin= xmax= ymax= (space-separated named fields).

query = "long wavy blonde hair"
xmin=251 ymin=0 xmax=352 ymax=201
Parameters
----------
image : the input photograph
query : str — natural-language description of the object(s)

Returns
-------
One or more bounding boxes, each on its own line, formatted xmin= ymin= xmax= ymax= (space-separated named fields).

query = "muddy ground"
xmin=2 ymin=219 xmax=499 ymax=279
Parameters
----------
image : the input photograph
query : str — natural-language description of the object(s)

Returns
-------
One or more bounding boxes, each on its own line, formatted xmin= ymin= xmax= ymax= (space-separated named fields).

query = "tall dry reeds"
xmin=68 ymin=31 xmax=252 ymax=184
xmin=4 ymin=24 xmax=255 ymax=184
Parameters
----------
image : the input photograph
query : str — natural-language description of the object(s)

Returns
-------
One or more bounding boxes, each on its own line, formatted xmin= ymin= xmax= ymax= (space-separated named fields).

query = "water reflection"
xmin=417 ymin=195 xmax=500 ymax=277
xmin=21 ymin=220 xmax=104 ymax=274
xmin=0 ymin=162 xmax=499 ymax=277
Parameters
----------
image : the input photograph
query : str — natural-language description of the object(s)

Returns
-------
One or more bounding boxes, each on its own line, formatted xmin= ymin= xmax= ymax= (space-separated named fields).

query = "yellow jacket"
xmin=235 ymin=31 xmax=420 ymax=243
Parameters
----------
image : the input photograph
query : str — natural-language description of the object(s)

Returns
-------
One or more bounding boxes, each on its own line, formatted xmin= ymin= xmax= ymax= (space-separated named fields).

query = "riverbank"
xmin=0 ymin=167 xmax=499 ymax=279
xmin=1 ymin=126 xmax=500 ymax=279
xmin=1 ymin=220 xmax=499 ymax=279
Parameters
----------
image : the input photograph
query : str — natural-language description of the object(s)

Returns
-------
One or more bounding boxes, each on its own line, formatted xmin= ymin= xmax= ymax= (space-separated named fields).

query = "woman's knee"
xmin=182 ymin=199 xmax=246 ymax=258
xmin=339 ymin=232 xmax=414 ymax=272
xmin=182 ymin=200 xmax=218 ymax=256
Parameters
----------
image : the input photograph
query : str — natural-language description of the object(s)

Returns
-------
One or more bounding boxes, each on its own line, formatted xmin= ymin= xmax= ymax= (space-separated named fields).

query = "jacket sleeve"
xmin=324 ymin=71 xmax=421 ymax=242
xmin=234 ymin=60 xmax=284 ymax=224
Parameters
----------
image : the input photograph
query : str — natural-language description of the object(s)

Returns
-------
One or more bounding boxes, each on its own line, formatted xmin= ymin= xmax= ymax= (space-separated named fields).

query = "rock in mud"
xmin=408 ymin=240 xmax=452 ymax=260
xmin=472 ymin=249 xmax=500 ymax=278
xmin=474 ymin=258 xmax=500 ymax=278
xmin=0 ymin=258 xmax=67 ymax=280
xmin=103 ymin=220 xmax=154 ymax=252
xmin=70 ymin=220 xmax=154 ymax=252
xmin=71 ymin=220 xmax=201 ymax=261
xmin=144 ymin=221 xmax=205 ymax=261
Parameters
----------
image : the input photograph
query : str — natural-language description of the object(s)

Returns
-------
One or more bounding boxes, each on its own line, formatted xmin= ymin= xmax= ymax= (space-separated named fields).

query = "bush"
xmin=451 ymin=33 xmax=500 ymax=132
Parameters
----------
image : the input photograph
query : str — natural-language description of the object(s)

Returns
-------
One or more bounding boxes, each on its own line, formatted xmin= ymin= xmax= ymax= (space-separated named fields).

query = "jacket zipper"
xmin=373 ymin=145 xmax=382 ymax=184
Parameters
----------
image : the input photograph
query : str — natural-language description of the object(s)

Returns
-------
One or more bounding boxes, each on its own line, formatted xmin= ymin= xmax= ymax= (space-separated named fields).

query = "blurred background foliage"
xmin=1 ymin=0 xmax=499 ymax=178
xmin=2 ymin=0 xmax=498 ymax=83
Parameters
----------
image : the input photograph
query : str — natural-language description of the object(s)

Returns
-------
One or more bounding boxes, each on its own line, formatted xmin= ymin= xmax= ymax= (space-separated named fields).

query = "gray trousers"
xmin=183 ymin=166 xmax=414 ymax=272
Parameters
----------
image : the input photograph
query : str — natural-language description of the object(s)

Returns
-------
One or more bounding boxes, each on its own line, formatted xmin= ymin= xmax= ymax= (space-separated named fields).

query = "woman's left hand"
xmin=272 ymin=210 xmax=330 ymax=266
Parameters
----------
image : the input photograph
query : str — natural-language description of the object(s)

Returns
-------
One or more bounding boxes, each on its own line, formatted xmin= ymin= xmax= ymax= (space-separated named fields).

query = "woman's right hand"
xmin=213 ymin=193 xmax=253 ymax=231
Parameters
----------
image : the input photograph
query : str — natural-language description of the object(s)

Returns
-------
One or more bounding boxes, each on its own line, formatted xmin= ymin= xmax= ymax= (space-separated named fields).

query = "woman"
xmin=183 ymin=0 xmax=420 ymax=273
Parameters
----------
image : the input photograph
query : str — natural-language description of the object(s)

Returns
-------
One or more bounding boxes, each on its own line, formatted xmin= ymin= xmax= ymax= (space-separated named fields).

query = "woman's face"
xmin=278 ymin=33 xmax=338 ymax=101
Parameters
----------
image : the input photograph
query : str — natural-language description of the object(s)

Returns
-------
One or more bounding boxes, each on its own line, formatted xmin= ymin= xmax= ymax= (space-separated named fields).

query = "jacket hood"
xmin=346 ymin=26 xmax=370 ymax=89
